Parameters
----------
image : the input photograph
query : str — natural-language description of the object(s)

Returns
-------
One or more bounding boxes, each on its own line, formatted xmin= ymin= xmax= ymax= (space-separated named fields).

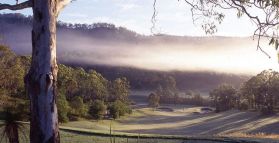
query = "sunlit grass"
xmin=2 ymin=106 xmax=279 ymax=142
xmin=222 ymin=132 xmax=279 ymax=140
xmin=0 ymin=124 xmax=227 ymax=143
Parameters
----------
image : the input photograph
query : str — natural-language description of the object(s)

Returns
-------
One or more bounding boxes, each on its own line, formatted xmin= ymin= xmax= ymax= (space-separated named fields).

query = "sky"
xmin=1 ymin=0 xmax=256 ymax=36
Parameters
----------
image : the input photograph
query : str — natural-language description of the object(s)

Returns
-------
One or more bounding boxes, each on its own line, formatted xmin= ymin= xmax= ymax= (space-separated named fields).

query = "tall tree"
xmin=0 ymin=0 xmax=70 ymax=142
xmin=148 ymin=92 xmax=160 ymax=108
xmin=110 ymin=77 xmax=130 ymax=102
xmin=210 ymin=84 xmax=237 ymax=112
xmin=240 ymin=70 xmax=279 ymax=114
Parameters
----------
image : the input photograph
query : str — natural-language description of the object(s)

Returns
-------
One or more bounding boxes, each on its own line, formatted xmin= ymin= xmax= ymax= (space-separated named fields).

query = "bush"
xmin=238 ymin=100 xmax=249 ymax=110
xmin=108 ymin=100 xmax=132 ymax=119
xmin=148 ymin=93 xmax=160 ymax=108
xmin=57 ymin=93 xmax=70 ymax=123
xmin=69 ymin=96 xmax=88 ymax=117
xmin=210 ymin=84 xmax=237 ymax=112
xmin=89 ymin=100 xmax=107 ymax=120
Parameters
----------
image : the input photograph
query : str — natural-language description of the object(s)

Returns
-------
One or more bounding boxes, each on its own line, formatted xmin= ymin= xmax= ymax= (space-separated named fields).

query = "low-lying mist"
xmin=57 ymin=34 xmax=278 ymax=75
xmin=1 ymin=18 xmax=277 ymax=75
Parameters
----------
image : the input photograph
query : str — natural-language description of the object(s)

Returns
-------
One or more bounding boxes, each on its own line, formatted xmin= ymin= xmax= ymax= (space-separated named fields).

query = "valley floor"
xmin=62 ymin=105 xmax=279 ymax=142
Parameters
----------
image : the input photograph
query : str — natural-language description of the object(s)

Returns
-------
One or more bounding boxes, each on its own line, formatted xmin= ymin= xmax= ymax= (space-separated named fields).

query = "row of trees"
xmin=0 ymin=45 xmax=132 ymax=123
xmin=210 ymin=70 xmax=279 ymax=115
xmin=209 ymin=84 xmax=237 ymax=112
xmin=148 ymin=69 xmax=279 ymax=116
xmin=148 ymin=76 xmax=207 ymax=108
xmin=149 ymin=76 xmax=179 ymax=107
xmin=0 ymin=13 xmax=137 ymax=37
xmin=148 ymin=90 xmax=208 ymax=108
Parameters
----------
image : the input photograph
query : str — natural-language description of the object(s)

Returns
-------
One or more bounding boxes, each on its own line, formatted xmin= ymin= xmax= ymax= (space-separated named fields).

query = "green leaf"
xmin=269 ymin=38 xmax=275 ymax=45
xmin=237 ymin=10 xmax=243 ymax=18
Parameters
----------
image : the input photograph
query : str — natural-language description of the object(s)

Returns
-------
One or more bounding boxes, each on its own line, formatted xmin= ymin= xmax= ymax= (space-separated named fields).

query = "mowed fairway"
xmin=61 ymin=105 xmax=279 ymax=142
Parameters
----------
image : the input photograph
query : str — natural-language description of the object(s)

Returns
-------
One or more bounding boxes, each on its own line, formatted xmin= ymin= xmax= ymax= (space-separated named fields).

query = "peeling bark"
xmin=0 ymin=0 xmax=70 ymax=142
xmin=25 ymin=0 xmax=60 ymax=142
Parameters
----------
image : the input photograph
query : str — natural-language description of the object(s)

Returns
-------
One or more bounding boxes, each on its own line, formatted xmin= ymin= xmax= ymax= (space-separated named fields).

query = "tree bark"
xmin=25 ymin=0 xmax=60 ymax=142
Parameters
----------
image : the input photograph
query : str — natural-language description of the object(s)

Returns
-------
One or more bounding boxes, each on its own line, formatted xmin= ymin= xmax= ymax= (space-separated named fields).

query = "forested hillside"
xmin=0 ymin=13 xmax=250 ymax=92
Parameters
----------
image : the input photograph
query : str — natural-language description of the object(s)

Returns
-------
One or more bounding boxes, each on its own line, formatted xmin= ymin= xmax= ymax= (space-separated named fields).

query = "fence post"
xmin=110 ymin=121 xmax=112 ymax=143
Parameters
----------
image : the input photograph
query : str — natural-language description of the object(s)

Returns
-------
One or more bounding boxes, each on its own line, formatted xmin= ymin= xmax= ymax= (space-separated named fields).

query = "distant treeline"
xmin=1 ymin=13 xmax=244 ymax=43
xmin=146 ymin=68 xmax=279 ymax=116
xmin=68 ymin=63 xmax=249 ymax=92
xmin=0 ymin=13 xmax=141 ymax=42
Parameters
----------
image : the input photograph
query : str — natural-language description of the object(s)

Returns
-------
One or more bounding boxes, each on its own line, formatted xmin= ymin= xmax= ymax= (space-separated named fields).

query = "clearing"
xmin=61 ymin=105 xmax=279 ymax=142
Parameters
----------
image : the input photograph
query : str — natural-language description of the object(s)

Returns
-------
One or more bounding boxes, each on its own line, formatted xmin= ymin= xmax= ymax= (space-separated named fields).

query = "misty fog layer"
xmin=57 ymin=34 xmax=278 ymax=75
xmin=2 ymin=23 xmax=278 ymax=75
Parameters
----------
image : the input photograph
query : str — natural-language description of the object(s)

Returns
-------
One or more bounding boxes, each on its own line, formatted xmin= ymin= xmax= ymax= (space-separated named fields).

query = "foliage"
xmin=89 ymin=100 xmax=107 ymax=120
xmin=57 ymin=92 xmax=70 ymax=123
xmin=0 ymin=45 xmax=27 ymax=99
xmin=148 ymin=93 xmax=160 ymax=108
xmin=210 ymin=84 xmax=237 ymax=112
xmin=0 ymin=108 xmax=26 ymax=143
xmin=108 ymin=100 xmax=132 ymax=119
xmin=205 ymin=70 xmax=279 ymax=114
xmin=109 ymin=77 xmax=130 ymax=103
xmin=239 ymin=70 xmax=279 ymax=115
xmin=156 ymin=76 xmax=178 ymax=97
xmin=163 ymin=0 xmax=279 ymax=55
xmin=68 ymin=96 xmax=87 ymax=118
xmin=58 ymin=65 xmax=109 ymax=102
xmin=238 ymin=99 xmax=249 ymax=111
xmin=154 ymin=76 xmax=181 ymax=105
xmin=0 ymin=45 xmax=132 ymax=122
xmin=189 ymin=91 xmax=204 ymax=106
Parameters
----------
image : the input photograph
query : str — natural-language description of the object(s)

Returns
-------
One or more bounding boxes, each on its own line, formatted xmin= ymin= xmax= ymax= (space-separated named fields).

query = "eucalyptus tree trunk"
xmin=0 ymin=0 xmax=69 ymax=142
xmin=25 ymin=1 xmax=59 ymax=142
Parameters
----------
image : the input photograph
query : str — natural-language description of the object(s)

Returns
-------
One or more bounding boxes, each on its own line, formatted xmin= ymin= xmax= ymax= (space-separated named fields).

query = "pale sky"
xmin=1 ymin=0 xmax=256 ymax=36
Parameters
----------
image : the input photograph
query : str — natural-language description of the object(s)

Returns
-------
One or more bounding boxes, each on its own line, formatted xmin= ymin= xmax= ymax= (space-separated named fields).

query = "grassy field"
xmin=1 ymin=126 xmax=257 ymax=143
xmin=62 ymin=105 xmax=279 ymax=135
xmin=1 ymin=105 xmax=279 ymax=143
xmin=61 ymin=105 xmax=279 ymax=142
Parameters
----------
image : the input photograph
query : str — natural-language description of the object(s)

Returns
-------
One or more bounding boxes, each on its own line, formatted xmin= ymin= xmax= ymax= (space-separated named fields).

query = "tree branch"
xmin=0 ymin=0 xmax=32 ymax=11
xmin=151 ymin=0 xmax=157 ymax=34
xmin=57 ymin=0 xmax=71 ymax=14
